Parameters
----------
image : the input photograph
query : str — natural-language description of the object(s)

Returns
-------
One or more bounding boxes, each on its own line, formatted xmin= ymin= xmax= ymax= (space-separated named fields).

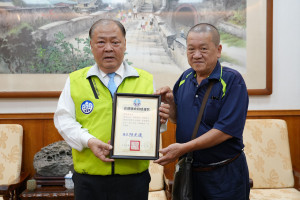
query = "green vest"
xmin=70 ymin=66 xmax=154 ymax=175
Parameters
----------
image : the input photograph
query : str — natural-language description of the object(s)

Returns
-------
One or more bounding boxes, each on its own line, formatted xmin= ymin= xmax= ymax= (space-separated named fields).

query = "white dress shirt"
xmin=54 ymin=62 xmax=166 ymax=151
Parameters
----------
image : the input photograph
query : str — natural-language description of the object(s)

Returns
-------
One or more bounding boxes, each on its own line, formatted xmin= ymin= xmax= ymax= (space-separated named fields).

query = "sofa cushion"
xmin=149 ymin=134 xmax=164 ymax=192
xmin=243 ymin=119 xmax=294 ymax=188
xmin=149 ymin=161 xmax=164 ymax=191
xmin=0 ymin=124 xmax=23 ymax=185
xmin=148 ymin=190 xmax=167 ymax=200
xmin=250 ymin=188 xmax=300 ymax=200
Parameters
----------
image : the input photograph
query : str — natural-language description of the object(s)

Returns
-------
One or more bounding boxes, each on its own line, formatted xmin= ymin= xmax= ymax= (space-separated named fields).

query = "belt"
xmin=192 ymin=152 xmax=241 ymax=172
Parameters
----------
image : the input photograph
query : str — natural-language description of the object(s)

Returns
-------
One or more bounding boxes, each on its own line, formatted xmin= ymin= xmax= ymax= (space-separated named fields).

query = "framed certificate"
xmin=110 ymin=93 xmax=161 ymax=160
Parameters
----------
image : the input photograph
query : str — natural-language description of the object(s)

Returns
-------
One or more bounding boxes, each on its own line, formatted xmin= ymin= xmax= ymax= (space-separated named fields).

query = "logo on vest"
xmin=133 ymin=98 xmax=141 ymax=107
xmin=81 ymin=100 xmax=94 ymax=114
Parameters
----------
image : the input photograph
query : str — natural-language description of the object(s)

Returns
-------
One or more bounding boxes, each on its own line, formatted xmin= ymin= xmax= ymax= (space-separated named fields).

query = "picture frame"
xmin=245 ymin=0 xmax=273 ymax=95
xmin=0 ymin=0 xmax=272 ymax=97
xmin=110 ymin=93 xmax=161 ymax=160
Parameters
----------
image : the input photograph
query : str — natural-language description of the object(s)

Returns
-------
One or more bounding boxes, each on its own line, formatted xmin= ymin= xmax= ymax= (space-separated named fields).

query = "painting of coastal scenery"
xmin=0 ymin=0 xmax=248 ymax=92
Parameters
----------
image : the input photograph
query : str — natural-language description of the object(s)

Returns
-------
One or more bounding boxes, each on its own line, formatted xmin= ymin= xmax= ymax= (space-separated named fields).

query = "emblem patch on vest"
xmin=81 ymin=100 xmax=94 ymax=114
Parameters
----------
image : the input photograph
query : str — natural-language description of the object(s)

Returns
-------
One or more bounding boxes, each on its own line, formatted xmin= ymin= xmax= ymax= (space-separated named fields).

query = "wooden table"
xmin=20 ymin=186 xmax=74 ymax=200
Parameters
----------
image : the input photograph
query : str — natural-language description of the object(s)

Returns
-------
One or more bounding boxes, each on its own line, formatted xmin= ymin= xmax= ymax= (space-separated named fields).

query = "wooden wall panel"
xmin=161 ymin=121 xmax=177 ymax=180
xmin=0 ymin=110 xmax=299 ymax=189
xmin=0 ymin=113 xmax=63 ymax=177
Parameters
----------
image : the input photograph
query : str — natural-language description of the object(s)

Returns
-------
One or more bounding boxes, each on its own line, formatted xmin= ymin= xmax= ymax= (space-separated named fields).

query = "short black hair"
xmin=89 ymin=19 xmax=126 ymax=39
xmin=187 ymin=23 xmax=220 ymax=46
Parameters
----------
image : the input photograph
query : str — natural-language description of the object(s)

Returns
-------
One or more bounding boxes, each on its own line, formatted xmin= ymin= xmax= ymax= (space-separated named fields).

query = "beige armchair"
xmin=148 ymin=134 xmax=171 ymax=200
xmin=148 ymin=161 xmax=169 ymax=200
xmin=243 ymin=119 xmax=300 ymax=199
xmin=0 ymin=124 xmax=29 ymax=200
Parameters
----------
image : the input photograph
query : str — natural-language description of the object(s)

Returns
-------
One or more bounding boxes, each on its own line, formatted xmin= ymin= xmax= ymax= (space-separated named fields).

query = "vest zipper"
xmin=112 ymin=162 xmax=115 ymax=175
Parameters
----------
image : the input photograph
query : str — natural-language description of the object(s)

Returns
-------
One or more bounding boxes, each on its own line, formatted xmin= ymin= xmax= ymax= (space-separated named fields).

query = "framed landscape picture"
xmin=0 ymin=0 xmax=272 ymax=97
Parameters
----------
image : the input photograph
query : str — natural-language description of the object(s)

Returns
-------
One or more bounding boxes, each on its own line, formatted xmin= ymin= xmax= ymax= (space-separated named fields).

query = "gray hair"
xmin=89 ymin=19 xmax=126 ymax=39
xmin=187 ymin=23 xmax=220 ymax=46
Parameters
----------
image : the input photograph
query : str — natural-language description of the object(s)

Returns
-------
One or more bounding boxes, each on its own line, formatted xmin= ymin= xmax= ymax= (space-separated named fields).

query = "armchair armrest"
xmin=293 ymin=167 xmax=300 ymax=191
xmin=164 ymin=174 xmax=173 ymax=200
xmin=249 ymin=178 xmax=253 ymax=188
xmin=0 ymin=171 xmax=30 ymax=199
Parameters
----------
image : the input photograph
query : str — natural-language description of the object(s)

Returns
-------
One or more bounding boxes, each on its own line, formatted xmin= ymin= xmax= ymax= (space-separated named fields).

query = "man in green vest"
xmin=54 ymin=19 xmax=170 ymax=200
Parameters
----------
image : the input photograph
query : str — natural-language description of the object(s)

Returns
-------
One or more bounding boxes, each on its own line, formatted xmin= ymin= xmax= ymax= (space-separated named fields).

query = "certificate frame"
xmin=110 ymin=93 xmax=161 ymax=160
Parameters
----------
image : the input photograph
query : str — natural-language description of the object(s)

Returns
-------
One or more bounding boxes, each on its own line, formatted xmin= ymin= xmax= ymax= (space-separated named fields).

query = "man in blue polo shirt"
xmin=154 ymin=23 xmax=250 ymax=199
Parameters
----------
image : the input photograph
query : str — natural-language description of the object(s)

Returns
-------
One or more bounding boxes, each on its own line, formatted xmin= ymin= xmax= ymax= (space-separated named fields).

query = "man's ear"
xmin=217 ymin=44 xmax=222 ymax=58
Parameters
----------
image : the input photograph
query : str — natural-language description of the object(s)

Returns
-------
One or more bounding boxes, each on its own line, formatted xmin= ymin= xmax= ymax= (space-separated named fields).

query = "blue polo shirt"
xmin=173 ymin=61 xmax=249 ymax=164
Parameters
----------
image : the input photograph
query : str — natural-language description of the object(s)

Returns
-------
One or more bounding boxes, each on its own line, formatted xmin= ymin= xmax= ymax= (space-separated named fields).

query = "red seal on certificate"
xmin=130 ymin=140 xmax=140 ymax=151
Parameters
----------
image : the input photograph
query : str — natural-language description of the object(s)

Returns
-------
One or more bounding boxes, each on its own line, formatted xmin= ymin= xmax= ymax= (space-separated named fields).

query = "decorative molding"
xmin=247 ymin=110 xmax=300 ymax=117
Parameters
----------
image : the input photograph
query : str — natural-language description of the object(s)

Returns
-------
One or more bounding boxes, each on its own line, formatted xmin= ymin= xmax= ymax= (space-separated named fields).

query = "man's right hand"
xmin=88 ymin=138 xmax=114 ymax=162
xmin=154 ymin=143 xmax=186 ymax=166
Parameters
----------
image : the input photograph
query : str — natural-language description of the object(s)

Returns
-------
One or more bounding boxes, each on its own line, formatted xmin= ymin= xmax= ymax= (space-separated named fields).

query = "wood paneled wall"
xmin=0 ymin=110 xmax=299 ymax=189
xmin=0 ymin=113 xmax=63 ymax=176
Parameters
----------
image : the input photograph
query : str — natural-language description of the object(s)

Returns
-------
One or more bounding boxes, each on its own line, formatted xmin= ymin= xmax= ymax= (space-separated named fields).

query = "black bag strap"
xmin=186 ymin=81 xmax=215 ymax=159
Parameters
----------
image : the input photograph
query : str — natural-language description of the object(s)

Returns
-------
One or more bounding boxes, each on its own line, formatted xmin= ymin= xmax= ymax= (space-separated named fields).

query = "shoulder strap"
xmin=186 ymin=81 xmax=215 ymax=159
xmin=191 ymin=81 xmax=215 ymax=140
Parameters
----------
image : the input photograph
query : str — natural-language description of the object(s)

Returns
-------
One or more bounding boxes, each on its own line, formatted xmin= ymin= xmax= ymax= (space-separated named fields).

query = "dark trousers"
xmin=73 ymin=170 xmax=151 ymax=200
xmin=192 ymin=152 xmax=250 ymax=200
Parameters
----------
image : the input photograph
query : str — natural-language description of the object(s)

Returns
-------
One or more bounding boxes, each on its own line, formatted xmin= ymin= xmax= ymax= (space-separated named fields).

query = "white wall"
xmin=0 ymin=0 xmax=299 ymax=113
